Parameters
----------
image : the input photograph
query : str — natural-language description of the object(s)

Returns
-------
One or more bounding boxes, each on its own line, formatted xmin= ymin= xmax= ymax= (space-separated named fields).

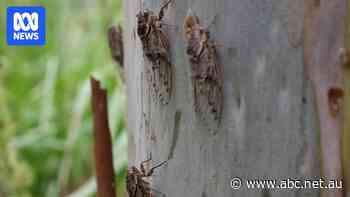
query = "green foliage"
xmin=0 ymin=0 xmax=126 ymax=196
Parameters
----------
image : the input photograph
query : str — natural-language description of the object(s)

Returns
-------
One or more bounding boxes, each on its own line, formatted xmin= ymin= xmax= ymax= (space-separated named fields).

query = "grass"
xmin=0 ymin=0 xmax=126 ymax=196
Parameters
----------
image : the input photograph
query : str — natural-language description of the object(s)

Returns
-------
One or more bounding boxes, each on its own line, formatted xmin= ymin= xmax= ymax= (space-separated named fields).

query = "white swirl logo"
xmin=13 ymin=12 xmax=39 ymax=31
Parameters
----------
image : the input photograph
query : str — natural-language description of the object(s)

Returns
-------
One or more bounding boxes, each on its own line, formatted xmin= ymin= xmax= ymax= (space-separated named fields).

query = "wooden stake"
xmin=90 ymin=76 xmax=116 ymax=197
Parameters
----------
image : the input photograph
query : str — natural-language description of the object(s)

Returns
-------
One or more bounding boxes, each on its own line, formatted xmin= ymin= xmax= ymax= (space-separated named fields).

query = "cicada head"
xmin=183 ymin=10 xmax=200 ymax=39
xmin=136 ymin=10 xmax=151 ymax=39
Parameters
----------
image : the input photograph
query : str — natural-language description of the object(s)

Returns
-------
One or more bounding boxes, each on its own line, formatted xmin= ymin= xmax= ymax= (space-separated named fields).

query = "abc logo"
xmin=13 ymin=12 xmax=40 ymax=40
xmin=13 ymin=12 xmax=39 ymax=31
xmin=7 ymin=6 xmax=46 ymax=46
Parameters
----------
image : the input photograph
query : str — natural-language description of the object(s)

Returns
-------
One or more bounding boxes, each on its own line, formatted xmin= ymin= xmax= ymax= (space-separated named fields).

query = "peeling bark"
xmin=304 ymin=0 xmax=346 ymax=196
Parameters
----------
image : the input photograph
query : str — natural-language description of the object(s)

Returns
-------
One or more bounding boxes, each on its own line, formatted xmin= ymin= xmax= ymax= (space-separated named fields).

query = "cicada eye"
xmin=137 ymin=25 xmax=147 ymax=36
xmin=136 ymin=14 xmax=143 ymax=24
xmin=131 ymin=166 xmax=138 ymax=172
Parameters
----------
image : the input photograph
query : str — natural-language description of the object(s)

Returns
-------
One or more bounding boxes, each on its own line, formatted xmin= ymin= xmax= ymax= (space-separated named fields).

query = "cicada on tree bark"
xmin=136 ymin=0 xmax=173 ymax=105
xmin=184 ymin=12 xmax=223 ymax=128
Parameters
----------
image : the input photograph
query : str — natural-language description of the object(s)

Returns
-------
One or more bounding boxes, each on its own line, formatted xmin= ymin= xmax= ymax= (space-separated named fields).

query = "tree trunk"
xmin=124 ymin=0 xmax=321 ymax=196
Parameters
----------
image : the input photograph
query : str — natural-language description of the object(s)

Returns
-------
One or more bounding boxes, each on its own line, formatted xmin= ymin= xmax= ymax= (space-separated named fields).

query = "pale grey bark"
xmin=124 ymin=0 xmax=320 ymax=196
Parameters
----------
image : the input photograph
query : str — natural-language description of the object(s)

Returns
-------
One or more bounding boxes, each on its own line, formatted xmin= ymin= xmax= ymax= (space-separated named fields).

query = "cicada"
xmin=184 ymin=12 xmax=223 ymax=126
xmin=136 ymin=0 xmax=173 ymax=105
xmin=126 ymin=157 xmax=167 ymax=197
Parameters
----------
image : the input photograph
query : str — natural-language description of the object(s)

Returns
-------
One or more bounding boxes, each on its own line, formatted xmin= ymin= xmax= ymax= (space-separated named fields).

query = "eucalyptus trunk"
xmin=122 ymin=0 xmax=346 ymax=196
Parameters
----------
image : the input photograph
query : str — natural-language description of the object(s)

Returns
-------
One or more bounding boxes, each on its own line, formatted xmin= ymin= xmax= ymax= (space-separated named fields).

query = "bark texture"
xmin=124 ymin=0 xmax=320 ymax=196
xmin=304 ymin=1 xmax=346 ymax=197
xmin=344 ymin=1 xmax=350 ymax=197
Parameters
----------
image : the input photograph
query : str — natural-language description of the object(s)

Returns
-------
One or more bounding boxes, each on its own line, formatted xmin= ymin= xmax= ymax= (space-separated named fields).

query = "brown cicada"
xmin=183 ymin=11 xmax=223 ymax=126
xmin=126 ymin=157 xmax=167 ymax=197
xmin=108 ymin=25 xmax=124 ymax=67
xmin=107 ymin=25 xmax=125 ymax=81
xmin=136 ymin=0 xmax=173 ymax=105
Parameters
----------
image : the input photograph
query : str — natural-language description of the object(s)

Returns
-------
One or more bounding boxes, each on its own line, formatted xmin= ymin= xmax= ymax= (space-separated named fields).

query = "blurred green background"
xmin=0 ymin=0 xmax=126 ymax=196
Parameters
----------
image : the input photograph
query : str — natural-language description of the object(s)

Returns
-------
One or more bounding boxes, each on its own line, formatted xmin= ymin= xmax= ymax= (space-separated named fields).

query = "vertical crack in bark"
xmin=295 ymin=64 xmax=308 ymax=177
xmin=168 ymin=110 xmax=182 ymax=160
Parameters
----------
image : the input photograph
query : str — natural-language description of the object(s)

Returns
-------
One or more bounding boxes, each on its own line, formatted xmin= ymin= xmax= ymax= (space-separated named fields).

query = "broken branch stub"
xmin=90 ymin=77 xmax=116 ymax=197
